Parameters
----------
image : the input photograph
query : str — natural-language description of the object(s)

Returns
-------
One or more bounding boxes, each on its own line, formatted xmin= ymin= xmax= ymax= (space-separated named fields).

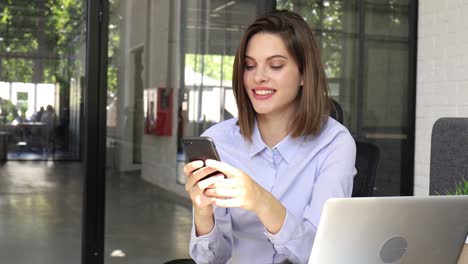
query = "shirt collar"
xmin=274 ymin=133 xmax=304 ymax=164
xmin=249 ymin=121 xmax=267 ymax=158
xmin=248 ymin=120 xmax=305 ymax=164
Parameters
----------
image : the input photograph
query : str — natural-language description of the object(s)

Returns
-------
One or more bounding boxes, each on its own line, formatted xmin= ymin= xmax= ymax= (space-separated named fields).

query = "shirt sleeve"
xmin=264 ymin=132 xmax=357 ymax=264
xmin=189 ymin=207 xmax=233 ymax=263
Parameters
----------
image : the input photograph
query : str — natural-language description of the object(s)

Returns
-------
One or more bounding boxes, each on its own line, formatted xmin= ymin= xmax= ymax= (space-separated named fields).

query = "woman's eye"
xmin=245 ymin=65 xmax=255 ymax=70
xmin=271 ymin=65 xmax=283 ymax=70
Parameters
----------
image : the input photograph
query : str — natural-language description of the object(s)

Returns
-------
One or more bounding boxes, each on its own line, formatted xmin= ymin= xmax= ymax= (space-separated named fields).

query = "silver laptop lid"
xmin=309 ymin=196 xmax=468 ymax=264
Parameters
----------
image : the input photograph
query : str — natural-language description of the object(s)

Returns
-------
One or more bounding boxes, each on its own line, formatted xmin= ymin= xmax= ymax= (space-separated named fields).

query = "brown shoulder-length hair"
xmin=233 ymin=10 xmax=330 ymax=141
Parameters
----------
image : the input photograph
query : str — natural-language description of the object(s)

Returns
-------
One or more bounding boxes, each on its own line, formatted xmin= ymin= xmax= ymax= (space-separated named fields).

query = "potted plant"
xmin=446 ymin=178 xmax=468 ymax=195
xmin=19 ymin=105 xmax=28 ymax=122
xmin=445 ymin=178 xmax=468 ymax=264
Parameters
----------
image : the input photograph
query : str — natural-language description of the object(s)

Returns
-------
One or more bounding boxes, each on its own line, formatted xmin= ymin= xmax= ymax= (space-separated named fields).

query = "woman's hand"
xmin=202 ymin=159 xmax=286 ymax=234
xmin=184 ymin=160 xmax=225 ymax=236
xmin=202 ymin=159 xmax=268 ymax=213
xmin=184 ymin=160 xmax=225 ymax=213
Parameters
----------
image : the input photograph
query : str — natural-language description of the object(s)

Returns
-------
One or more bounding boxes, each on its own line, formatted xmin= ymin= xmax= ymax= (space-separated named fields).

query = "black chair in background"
xmin=429 ymin=117 xmax=468 ymax=195
xmin=352 ymin=141 xmax=380 ymax=197
xmin=329 ymin=98 xmax=380 ymax=197
xmin=329 ymin=98 xmax=344 ymax=124
xmin=162 ymin=259 xmax=196 ymax=264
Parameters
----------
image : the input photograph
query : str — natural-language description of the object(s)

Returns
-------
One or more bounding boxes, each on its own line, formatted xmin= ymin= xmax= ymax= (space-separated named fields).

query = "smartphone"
xmin=182 ymin=137 xmax=222 ymax=181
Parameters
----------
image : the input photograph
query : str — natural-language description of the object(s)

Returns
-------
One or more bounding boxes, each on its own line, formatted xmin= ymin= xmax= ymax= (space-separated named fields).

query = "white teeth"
xmin=254 ymin=90 xmax=274 ymax=95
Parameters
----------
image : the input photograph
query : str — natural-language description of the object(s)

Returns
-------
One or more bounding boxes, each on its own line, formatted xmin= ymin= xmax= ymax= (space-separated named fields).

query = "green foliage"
xmin=446 ymin=178 xmax=468 ymax=195
xmin=107 ymin=0 xmax=121 ymax=94
xmin=185 ymin=54 xmax=234 ymax=82
xmin=19 ymin=104 xmax=28 ymax=113
xmin=0 ymin=1 xmax=84 ymax=83
xmin=0 ymin=98 xmax=19 ymax=122
xmin=1 ymin=59 xmax=34 ymax=82
xmin=108 ymin=65 xmax=118 ymax=94
xmin=16 ymin=92 xmax=28 ymax=101
xmin=45 ymin=0 xmax=84 ymax=54
xmin=277 ymin=0 xmax=343 ymax=78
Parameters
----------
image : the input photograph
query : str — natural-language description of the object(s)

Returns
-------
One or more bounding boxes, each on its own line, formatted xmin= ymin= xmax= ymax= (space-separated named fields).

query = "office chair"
xmin=162 ymin=259 xmax=195 ymax=264
xmin=329 ymin=98 xmax=344 ymax=124
xmin=429 ymin=117 xmax=468 ymax=195
xmin=329 ymin=99 xmax=379 ymax=197
xmin=352 ymin=140 xmax=380 ymax=197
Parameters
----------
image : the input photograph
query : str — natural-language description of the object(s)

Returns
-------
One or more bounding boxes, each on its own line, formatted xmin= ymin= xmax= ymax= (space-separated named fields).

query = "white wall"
xmin=414 ymin=0 xmax=468 ymax=195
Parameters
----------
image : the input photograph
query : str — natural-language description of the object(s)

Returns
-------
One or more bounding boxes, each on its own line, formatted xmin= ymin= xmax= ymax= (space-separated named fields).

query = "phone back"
xmin=182 ymin=137 xmax=220 ymax=162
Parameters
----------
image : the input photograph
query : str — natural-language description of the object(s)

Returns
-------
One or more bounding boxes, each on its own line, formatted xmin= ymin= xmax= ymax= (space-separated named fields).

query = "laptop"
xmin=309 ymin=196 xmax=468 ymax=264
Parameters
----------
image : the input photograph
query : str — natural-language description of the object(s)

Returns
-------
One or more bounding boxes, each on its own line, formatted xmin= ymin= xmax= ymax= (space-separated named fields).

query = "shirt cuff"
xmin=263 ymin=210 xmax=298 ymax=245
xmin=192 ymin=217 xmax=218 ymax=236
xmin=191 ymin=218 xmax=222 ymax=245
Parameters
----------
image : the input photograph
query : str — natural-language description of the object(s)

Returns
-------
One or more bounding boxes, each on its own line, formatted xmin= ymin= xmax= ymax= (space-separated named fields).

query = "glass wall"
xmin=104 ymin=1 xmax=270 ymax=263
xmin=277 ymin=0 xmax=415 ymax=195
xmin=0 ymin=0 xmax=85 ymax=161
xmin=0 ymin=0 xmax=86 ymax=263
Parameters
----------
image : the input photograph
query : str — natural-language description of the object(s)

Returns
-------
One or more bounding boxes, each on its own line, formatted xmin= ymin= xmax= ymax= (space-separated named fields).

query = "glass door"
xmin=0 ymin=0 xmax=87 ymax=263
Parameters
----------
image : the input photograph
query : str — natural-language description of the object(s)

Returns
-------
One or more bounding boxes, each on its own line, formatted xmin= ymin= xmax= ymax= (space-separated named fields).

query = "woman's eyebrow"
xmin=245 ymin=54 xmax=289 ymax=61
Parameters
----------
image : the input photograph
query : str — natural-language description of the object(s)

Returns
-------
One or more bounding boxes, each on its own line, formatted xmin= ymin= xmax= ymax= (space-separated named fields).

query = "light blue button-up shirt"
xmin=190 ymin=117 xmax=356 ymax=264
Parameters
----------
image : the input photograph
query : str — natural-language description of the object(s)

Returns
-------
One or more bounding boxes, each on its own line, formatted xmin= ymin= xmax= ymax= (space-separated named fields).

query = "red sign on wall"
xmin=144 ymin=88 xmax=172 ymax=136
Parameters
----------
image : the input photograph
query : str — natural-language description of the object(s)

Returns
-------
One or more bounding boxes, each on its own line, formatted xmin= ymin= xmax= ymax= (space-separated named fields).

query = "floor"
xmin=0 ymin=161 xmax=193 ymax=264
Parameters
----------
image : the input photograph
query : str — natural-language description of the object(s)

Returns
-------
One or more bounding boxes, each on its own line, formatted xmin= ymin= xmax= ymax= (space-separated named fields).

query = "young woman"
xmin=184 ymin=10 xmax=356 ymax=264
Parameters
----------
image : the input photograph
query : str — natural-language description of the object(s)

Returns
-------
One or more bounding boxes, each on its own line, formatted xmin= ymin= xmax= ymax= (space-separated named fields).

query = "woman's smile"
xmin=252 ymin=87 xmax=276 ymax=100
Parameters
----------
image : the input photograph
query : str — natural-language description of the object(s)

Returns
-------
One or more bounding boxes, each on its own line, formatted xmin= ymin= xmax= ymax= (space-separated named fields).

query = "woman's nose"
xmin=254 ymin=67 xmax=268 ymax=83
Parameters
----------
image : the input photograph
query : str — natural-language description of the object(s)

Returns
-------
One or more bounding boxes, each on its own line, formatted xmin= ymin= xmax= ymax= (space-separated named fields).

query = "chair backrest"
xmin=329 ymin=98 xmax=344 ymax=124
xmin=162 ymin=259 xmax=196 ymax=264
xmin=328 ymin=99 xmax=379 ymax=196
xmin=430 ymin=117 xmax=468 ymax=195
xmin=352 ymin=141 xmax=380 ymax=197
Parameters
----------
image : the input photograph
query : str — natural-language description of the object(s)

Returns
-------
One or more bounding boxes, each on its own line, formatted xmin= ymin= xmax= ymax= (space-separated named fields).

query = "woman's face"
xmin=243 ymin=32 xmax=302 ymax=119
